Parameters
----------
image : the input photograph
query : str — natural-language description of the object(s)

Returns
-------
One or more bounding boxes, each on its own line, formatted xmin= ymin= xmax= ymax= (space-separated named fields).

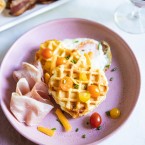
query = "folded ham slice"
xmin=13 ymin=62 xmax=43 ymax=89
xmin=10 ymin=62 xmax=53 ymax=126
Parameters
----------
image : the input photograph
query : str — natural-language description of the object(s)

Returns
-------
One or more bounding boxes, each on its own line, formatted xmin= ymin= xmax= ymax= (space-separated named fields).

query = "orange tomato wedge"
xmin=56 ymin=57 xmax=67 ymax=66
xmin=60 ymin=76 xmax=73 ymax=91
xmin=41 ymin=49 xmax=52 ymax=59
xmin=87 ymin=85 xmax=100 ymax=98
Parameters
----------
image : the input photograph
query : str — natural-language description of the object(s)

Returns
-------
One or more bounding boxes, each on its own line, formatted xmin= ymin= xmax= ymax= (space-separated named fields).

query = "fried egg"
xmin=62 ymin=38 xmax=112 ymax=71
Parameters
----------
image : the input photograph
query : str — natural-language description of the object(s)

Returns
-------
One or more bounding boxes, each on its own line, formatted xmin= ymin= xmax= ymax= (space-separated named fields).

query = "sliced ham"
xmin=13 ymin=62 xmax=43 ymax=89
xmin=10 ymin=62 xmax=53 ymax=126
xmin=10 ymin=92 xmax=53 ymax=126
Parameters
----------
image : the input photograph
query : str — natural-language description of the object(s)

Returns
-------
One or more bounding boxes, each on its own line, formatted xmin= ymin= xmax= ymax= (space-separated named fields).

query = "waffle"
xmin=35 ymin=40 xmax=90 ymax=80
xmin=36 ymin=39 xmax=109 ymax=118
xmin=48 ymin=56 xmax=108 ymax=118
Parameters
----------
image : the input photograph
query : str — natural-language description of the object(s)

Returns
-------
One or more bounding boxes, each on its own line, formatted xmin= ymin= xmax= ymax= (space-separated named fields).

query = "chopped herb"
xmin=111 ymin=67 xmax=117 ymax=72
xmin=98 ymin=42 xmax=102 ymax=50
xmin=83 ymin=84 xmax=87 ymax=89
xmin=81 ymin=50 xmax=85 ymax=51
xmin=105 ymin=64 xmax=110 ymax=68
xmin=96 ymin=126 xmax=102 ymax=130
xmin=51 ymin=128 xmax=56 ymax=130
xmin=56 ymin=119 xmax=63 ymax=126
xmin=86 ymin=122 xmax=89 ymax=125
xmin=75 ymin=128 xmax=79 ymax=132
xmin=74 ymin=84 xmax=79 ymax=89
xmin=109 ymin=77 xmax=113 ymax=81
xmin=71 ymin=59 xmax=77 ymax=64
xmin=106 ymin=111 xmax=110 ymax=116
xmin=82 ymin=134 xmax=86 ymax=138
xmin=65 ymin=56 xmax=70 ymax=60
xmin=74 ymin=40 xmax=79 ymax=43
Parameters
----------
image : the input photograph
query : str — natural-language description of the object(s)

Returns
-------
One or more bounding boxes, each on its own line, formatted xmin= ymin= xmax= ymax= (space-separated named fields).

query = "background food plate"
xmin=0 ymin=0 xmax=70 ymax=32
xmin=0 ymin=18 xmax=140 ymax=145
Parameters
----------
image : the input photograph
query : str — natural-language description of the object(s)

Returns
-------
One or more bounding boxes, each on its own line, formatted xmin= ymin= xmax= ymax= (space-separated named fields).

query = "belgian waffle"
xmin=48 ymin=58 xmax=108 ymax=118
xmin=35 ymin=39 xmax=90 ymax=78
xmin=36 ymin=40 xmax=109 ymax=118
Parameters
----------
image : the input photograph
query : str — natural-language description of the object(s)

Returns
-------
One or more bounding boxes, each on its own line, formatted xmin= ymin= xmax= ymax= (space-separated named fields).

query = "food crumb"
xmin=109 ymin=77 xmax=113 ymax=81
xmin=111 ymin=67 xmax=117 ymax=72
xmin=106 ymin=111 xmax=110 ymax=116
xmin=86 ymin=121 xmax=89 ymax=125
xmin=75 ymin=128 xmax=79 ymax=132
xmin=82 ymin=134 xmax=86 ymax=138
xmin=96 ymin=126 xmax=102 ymax=130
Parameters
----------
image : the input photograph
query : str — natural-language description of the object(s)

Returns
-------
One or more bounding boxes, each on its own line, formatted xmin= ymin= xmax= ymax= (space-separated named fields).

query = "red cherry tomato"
xmin=90 ymin=112 xmax=102 ymax=128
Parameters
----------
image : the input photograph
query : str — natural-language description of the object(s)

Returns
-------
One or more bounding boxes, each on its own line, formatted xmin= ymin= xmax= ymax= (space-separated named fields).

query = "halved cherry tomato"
xmin=41 ymin=49 xmax=52 ymax=59
xmin=56 ymin=57 xmax=67 ymax=66
xmin=90 ymin=112 xmax=102 ymax=128
xmin=60 ymin=76 xmax=73 ymax=91
xmin=79 ymin=92 xmax=90 ymax=102
xmin=87 ymin=85 xmax=100 ymax=98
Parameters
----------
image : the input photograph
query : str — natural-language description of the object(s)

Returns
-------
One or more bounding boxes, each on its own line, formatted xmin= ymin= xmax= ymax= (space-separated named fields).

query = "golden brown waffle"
xmin=48 ymin=59 xmax=108 ymax=118
xmin=35 ymin=40 xmax=91 ymax=79
xmin=36 ymin=40 xmax=109 ymax=118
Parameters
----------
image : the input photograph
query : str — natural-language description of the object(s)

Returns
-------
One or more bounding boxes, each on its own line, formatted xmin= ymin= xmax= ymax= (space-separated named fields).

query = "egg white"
xmin=62 ymin=38 xmax=110 ymax=70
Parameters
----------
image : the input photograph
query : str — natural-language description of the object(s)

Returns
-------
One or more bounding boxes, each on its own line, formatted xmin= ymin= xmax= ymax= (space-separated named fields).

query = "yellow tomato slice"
xmin=79 ymin=73 xmax=88 ymax=81
xmin=79 ymin=92 xmax=90 ymax=102
xmin=60 ymin=77 xmax=73 ymax=91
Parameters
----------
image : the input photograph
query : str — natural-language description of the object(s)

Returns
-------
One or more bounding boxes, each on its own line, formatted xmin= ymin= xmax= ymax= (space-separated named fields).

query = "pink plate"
xmin=0 ymin=18 xmax=140 ymax=145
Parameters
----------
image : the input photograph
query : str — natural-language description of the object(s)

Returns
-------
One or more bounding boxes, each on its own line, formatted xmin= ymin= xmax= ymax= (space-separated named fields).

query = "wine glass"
xmin=114 ymin=0 xmax=145 ymax=34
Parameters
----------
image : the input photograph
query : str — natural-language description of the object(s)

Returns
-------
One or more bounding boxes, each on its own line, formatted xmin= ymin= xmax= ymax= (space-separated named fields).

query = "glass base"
xmin=114 ymin=3 xmax=145 ymax=34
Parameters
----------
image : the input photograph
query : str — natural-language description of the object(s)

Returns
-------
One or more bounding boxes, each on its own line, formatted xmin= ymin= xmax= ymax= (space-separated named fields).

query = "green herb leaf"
xmin=105 ymin=64 xmax=110 ymax=68
xmin=74 ymin=84 xmax=79 ymax=89
xmin=106 ymin=111 xmax=110 ymax=116
xmin=98 ymin=42 xmax=102 ymax=50
xmin=74 ymin=40 xmax=79 ymax=43
xmin=65 ymin=55 xmax=70 ymax=60
xmin=51 ymin=128 xmax=56 ymax=130
xmin=71 ymin=59 xmax=77 ymax=64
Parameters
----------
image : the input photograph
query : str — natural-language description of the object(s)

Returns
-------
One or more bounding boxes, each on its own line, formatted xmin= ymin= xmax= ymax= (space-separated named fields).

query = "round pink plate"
xmin=0 ymin=18 xmax=140 ymax=145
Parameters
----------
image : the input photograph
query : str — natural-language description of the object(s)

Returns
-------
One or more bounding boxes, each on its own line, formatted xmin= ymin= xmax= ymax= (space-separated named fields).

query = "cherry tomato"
xmin=79 ymin=92 xmax=90 ymax=102
xmin=87 ymin=85 xmax=100 ymax=98
xmin=110 ymin=108 xmax=121 ymax=119
xmin=56 ymin=57 xmax=67 ymax=66
xmin=41 ymin=49 xmax=52 ymax=59
xmin=90 ymin=112 xmax=102 ymax=128
xmin=60 ymin=76 xmax=73 ymax=91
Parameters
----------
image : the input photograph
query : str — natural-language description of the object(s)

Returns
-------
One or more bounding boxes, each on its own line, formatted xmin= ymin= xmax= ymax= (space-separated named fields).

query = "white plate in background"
xmin=0 ymin=0 xmax=70 ymax=32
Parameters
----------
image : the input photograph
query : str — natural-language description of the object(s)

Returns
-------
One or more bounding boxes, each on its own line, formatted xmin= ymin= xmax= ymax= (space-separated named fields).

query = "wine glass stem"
xmin=130 ymin=7 xmax=141 ymax=20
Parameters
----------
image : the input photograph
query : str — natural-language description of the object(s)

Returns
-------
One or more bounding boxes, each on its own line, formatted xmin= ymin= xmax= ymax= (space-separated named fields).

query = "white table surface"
xmin=0 ymin=0 xmax=145 ymax=145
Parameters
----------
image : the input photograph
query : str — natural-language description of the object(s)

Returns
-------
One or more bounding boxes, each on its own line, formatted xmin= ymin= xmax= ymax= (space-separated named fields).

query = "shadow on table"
xmin=0 ymin=106 xmax=36 ymax=145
